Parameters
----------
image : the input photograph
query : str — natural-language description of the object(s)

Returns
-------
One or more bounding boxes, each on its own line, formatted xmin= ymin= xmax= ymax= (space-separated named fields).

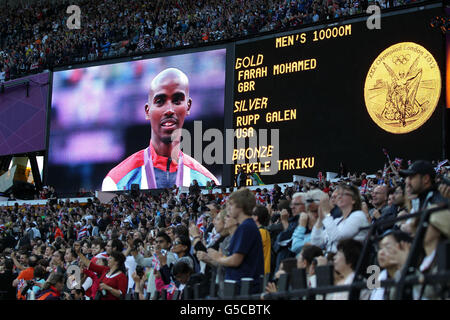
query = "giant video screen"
xmin=48 ymin=49 xmax=226 ymax=193
xmin=231 ymin=6 xmax=445 ymax=185
xmin=0 ymin=72 xmax=49 ymax=157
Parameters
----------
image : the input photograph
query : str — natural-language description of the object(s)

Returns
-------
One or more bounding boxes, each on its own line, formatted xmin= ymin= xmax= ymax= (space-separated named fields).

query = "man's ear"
xmin=187 ymin=98 xmax=192 ymax=115
xmin=145 ymin=103 xmax=150 ymax=120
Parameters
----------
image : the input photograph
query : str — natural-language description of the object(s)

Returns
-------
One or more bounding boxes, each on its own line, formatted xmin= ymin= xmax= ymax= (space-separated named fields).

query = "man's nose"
xmin=164 ymin=102 xmax=175 ymax=115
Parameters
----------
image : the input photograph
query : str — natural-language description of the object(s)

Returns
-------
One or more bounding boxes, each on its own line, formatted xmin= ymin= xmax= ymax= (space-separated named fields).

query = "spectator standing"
xmin=75 ymin=244 xmax=128 ymax=300
xmin=252 ymin=205 xmax=271 ymax=275
xmin=207 ymin=188 xmax=264 ymax=294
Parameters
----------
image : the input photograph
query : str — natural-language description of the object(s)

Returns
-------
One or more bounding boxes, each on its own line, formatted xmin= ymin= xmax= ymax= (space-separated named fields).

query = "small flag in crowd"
xmin=382 ymin=163 xmax=388 ymax=178
xmin=77 ymin=225 xmax=89 ymax=240
xmin=252 ymin=172 xmax=264 ymax=185
xmin=152 ymin=253 xmax=160 ymax=271
xmin=318 ymin=171 xmax=323 ymax=182
xmin=138 ymin=36 xmax=145 ymax=50
xmin=220 ymin=195 xmax=229 ymax=205
xmin=256 ymin=192 xmax=265 ymax=205
xmin=394 ymin=158 xmax=402 ymax=167
xmin=435 ymin=159 xmax=448 ymax=172
xmin=196 ymin=215 xmax=206 ymax=234
xmin=167 ymin=281 xmax=176 ymax=294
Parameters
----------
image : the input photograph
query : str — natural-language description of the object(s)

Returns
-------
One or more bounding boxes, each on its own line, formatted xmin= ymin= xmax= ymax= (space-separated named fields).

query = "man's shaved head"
xmin=149 ymin=68 xmax=190 ymax=100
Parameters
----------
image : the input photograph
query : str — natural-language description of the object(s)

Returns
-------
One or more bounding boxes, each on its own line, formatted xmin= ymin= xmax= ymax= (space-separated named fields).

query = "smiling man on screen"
xmin=102 ymin=68 xmax=219 ymax=191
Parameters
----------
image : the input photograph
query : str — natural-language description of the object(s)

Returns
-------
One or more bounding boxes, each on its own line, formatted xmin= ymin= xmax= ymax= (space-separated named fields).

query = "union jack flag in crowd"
xmin=196 ymin=215 xmax=206 ymax=234
xmin=77 ymin=225 xmax=89 ymax=240
xmin=256 ymin=192 xmax=266 ymax=205
xmin=152 ymin=253 xmax=160 ymax=271
xmin=382 ymin=163 xmax=388 ymax=178
xmin=435 ymin=159 xmax=448 ymax=172
xmin=394 ymin=158 xmax=402 ymax=167
xmin=167 ymin=281 xmax=176 ymax=294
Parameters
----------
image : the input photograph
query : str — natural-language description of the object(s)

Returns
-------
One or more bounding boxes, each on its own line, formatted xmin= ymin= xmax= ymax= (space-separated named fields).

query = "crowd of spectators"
xmin=0 ymin=0 xmax=423 ymax=82
xmin=0 ymin=158 xmax=449 ymax=300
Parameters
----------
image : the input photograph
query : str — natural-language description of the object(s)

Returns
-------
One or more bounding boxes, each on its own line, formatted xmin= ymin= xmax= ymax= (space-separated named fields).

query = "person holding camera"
xmin=290 ymin=190 xmax=327 ymax=256
xmin=74 ymin=242 xmax=127 ymax=300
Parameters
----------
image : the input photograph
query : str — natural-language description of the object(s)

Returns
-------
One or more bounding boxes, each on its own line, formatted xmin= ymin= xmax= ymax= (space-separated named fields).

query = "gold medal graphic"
xmin=364 ymin=42 xmax=441 ymax=134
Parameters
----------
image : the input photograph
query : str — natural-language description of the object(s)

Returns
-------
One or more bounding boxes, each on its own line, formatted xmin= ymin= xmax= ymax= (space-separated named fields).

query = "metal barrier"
xmin=178 ymin=202 xmax=450 ymax=300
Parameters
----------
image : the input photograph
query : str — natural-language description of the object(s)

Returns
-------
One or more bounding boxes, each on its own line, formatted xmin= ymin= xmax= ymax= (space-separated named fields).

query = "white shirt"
xmin=328 ymin=272 xmax=355 ymax=300
xmin=311 ymin=210 xmax=369 ymax=253
xmin=125 ymin=255 xmax=137 ymax=291
xmin=369 ymin=269 xmax=389 ymax=300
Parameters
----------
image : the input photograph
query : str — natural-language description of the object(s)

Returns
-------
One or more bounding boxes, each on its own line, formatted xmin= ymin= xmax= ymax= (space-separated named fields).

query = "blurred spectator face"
xmin=330 ymin=189 xmax=340 ymax=207
xmin=297 ymin=253 xmax=307 ymax=269
xmin=71 ymin=289 xmax=84 ymax=300
xmin=371 ymin=186 xmax=388 ymax=207
xmin=393 ymin=186 xmax=405 ymax=206
xmin=377 ymin=235 xmax=398 ymax=269
xmin=406 ymin=174 xmax=429 ymax=196
xmin=64 ymin=248 xmax=75 ymax=263
xmin=44 ymin=246 xmax=53 ymax=257
xmin=388 ymin=194 xmax=394 ymax=206
xmin=166 ymin=228 xmax=175 ymax=242
xmin=91 ymin=244 xmax=102 ymax=256
xmin=155 ymin=236 xmax=171 ymax=251
xmin=107 ymin=255 xmax=118 ymax=270
xmin=213 ymin=214 xmax=225 ymax=234
xmin=171 ymin=237 xmax=186 ymax=255
xmin=290 ymin=196 xmax=306 ymax=215
xmin=19 ymin=254 xmax=28 ymax=266
xmin=227 ymin=200 xmax=242 ymax=219
xmin=337 ymin=189 xmax=355 ymax=210
xmin=51 ymin=251 xmax=63 ymax=265
xmin=333 ymin=249 xmax=351 ymax=275
xmin=224 ymin=213 xmax=238 ymax=231
xmin=82 ymin=242 xmax=91 ymax=255
xmin=105 ymin=241 xmax=113 ymax=255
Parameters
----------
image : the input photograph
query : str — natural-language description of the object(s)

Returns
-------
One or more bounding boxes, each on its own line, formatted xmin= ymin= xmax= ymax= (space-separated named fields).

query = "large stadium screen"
xmin=0 ymin=72 xmax=49 ymax=157
xmin=231 ymin=5 xmax=445 ymax=185
xmin=47 ymin=48 xmax=227 ymax=193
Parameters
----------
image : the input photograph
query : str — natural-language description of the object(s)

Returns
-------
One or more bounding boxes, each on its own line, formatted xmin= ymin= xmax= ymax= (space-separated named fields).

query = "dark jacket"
xmin=273 ymin=215 xmax=298 ymax=272
xmin=36 ymin=286 xmax=61 ymax=300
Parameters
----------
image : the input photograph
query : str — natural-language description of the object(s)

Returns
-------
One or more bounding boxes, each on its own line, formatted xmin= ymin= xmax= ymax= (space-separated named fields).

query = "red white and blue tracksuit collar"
xmin=144 ymin=142 xmax=184 ymax=189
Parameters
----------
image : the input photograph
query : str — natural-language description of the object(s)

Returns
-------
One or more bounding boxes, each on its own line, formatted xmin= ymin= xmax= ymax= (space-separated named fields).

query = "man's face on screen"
xmin=145 ymin=69 xmax=192 ymax=144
